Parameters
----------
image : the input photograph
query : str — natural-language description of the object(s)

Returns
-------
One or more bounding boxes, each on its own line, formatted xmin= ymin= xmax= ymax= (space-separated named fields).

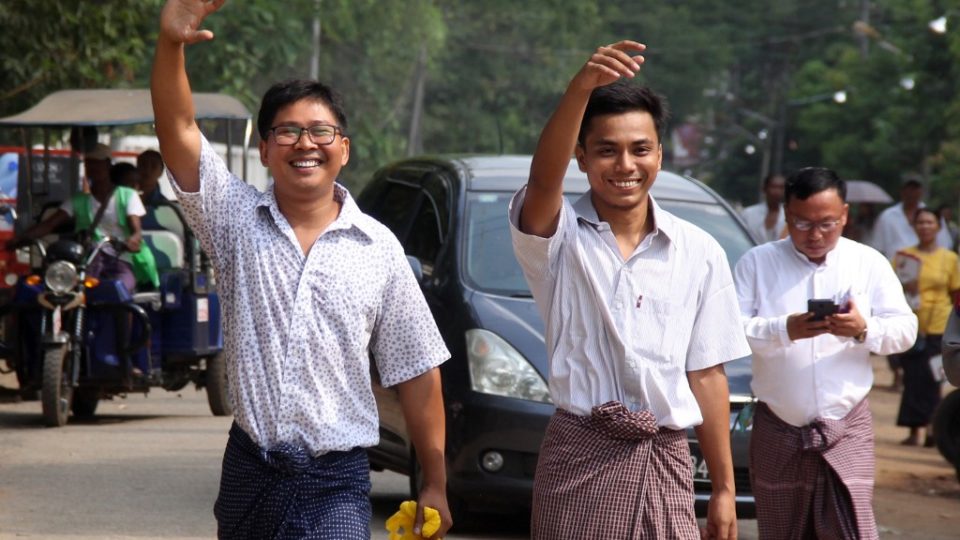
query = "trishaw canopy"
xmin=0 ymin=89 xmax=251 ymax=127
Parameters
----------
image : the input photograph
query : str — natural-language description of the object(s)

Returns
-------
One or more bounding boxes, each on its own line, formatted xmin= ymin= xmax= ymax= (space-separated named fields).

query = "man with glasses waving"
xmin=151 ymin=1 xmax=452 ymax=539
xmin=734 ymin=167 xmax=917 ymax=539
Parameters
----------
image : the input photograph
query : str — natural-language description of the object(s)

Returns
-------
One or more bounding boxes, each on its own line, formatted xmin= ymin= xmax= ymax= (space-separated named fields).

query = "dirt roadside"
xmin=870 ymin=356 xmax=959 ymax=539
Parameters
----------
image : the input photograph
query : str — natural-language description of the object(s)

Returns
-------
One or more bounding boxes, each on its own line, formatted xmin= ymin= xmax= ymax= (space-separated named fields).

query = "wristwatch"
xmin=854 ymin=327 xmax=867 ymax=343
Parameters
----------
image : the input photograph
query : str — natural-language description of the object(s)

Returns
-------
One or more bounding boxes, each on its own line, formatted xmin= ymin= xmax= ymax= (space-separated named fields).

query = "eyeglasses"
xmin=790 ymin=218 xmax=842 ymax=233
xmin=269 ymin=124 xmax=342 ymax=146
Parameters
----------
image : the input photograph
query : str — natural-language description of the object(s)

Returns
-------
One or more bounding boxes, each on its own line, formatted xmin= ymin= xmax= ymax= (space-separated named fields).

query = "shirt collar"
xmin=255 ymin=182 xmax=375 ymax=240
xmin=571 ymin=191 xmax=677 ymax=245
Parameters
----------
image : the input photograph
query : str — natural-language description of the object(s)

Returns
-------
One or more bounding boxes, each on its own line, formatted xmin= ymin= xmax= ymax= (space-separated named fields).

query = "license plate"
xmin=689 ymin=445 xmax=710 ymax=481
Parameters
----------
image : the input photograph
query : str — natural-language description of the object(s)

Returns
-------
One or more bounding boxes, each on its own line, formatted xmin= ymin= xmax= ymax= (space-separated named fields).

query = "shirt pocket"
xmin=631 ymin=295 xmax=680 ymax=364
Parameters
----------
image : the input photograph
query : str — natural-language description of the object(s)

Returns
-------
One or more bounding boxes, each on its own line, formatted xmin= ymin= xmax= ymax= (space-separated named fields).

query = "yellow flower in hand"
xmin=385 ymin=500 xmax=441 ymax=539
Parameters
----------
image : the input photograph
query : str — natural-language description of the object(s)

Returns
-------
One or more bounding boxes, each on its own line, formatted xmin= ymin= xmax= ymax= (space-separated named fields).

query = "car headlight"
xmin=45 ymin=261 xmax=78 ymax=294
xmin=466 ymin=328 xmax=552 ymax=403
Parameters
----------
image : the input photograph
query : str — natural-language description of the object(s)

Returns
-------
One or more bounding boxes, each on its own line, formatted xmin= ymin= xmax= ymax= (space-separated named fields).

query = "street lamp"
xmin=929 ymin=11 xmax=959 ymax=34
xmin=735 ymin=90 xmax=848 ymax=184
xmin=929 ymin=16 xmax=947 ymax=34
xmin=787 ymin=90 xmax=849 ymax=107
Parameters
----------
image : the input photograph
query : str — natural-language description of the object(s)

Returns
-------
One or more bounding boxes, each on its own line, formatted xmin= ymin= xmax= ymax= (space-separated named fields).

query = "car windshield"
xmin=463 ymin=191 xmax=755 ymax=297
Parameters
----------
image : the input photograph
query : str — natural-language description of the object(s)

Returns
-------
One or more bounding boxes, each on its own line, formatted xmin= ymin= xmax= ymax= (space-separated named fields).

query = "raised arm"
xmin=520 ymin=41 xmax=645 ymax=237
xmin=151 ymin=0 xmax=225 ymax=193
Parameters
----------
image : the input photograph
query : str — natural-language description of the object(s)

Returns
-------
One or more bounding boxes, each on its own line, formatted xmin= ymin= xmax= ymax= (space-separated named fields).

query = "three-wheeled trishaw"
xmin=0 ymin=89 xmax=253 ymax=426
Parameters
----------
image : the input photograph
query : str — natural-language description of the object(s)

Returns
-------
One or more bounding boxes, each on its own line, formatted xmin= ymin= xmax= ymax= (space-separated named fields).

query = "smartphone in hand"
xmin=808 ymin=298 xmax=839 ymax=322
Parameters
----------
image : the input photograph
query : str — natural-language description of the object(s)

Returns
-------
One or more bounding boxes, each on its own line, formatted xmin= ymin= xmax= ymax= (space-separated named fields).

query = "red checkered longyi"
xmin=531 ymin=402 xmax=699 ymax=540
xmin=750 ymin=399 xmax=878 ymax=540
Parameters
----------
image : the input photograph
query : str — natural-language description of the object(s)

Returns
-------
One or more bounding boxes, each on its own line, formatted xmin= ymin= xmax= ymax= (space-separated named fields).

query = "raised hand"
xmin=159 ymin=0 xmax=226 ymax=45
xmin=569 ymin=40 xmax=646 ymax=93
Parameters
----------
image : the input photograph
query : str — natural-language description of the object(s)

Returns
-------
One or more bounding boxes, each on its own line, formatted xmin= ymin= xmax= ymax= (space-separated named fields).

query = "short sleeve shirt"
xmin=167 ymin=135 xmax=450 ymax=455
xmin=899 ymin=246 xmax=960 ymax=334
xmin=508 ymin=188 xmax=751 ymax=429
xmin=60 ymin=189 xmax=146 ymax=241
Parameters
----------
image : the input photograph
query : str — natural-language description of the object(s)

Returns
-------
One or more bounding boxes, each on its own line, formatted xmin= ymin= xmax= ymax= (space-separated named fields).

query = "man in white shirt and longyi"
xmin=734 ymin=167 xmax=917 ymax=540
xmin=511 ymin=40 xmax=750 ymax=540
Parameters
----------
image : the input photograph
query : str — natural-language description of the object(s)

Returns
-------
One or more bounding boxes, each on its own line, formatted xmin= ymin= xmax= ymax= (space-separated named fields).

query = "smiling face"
xmin=575 ymin=110 xmax=662 ymax=219
xmin=258 ymin=98 xmax=350 ymax=204
xmin=785 ymin=188 xmax=848 ymax=264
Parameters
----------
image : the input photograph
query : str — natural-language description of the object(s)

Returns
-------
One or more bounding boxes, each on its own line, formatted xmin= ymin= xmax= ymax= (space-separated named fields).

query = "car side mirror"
xmin=406 ymin=255 xmax=424 ymax=284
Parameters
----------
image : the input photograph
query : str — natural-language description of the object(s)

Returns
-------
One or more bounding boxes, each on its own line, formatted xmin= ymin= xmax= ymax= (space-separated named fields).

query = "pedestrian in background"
xmin=893 ymin=208 xmax=960 ymax=447
xmin=936 ymin=204 xmax=958 ymax=251
xmin=870 ymin=177 xmax=950 ymax=391
xmin=871 ymin=177 xmax=952 ymax=258
xmin=151 ymin=1 xmax=452 ymax=538
xmin=510 ymin=40 xmax=749 ymax=540
xmin=740 ymin=173 xmax=786 ymax=244
xmin=735 ymin=167 xmax=917 ymax=539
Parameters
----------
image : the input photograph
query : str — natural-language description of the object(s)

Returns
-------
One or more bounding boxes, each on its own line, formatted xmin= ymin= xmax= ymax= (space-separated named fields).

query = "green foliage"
xmin=0 ymin=0 xmax=161 ymax=117
xmin=1 ymin=0 xmax=958 ymax=211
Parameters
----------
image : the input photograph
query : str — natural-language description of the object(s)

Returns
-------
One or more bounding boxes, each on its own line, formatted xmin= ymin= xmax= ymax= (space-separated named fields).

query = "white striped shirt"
xmin=509 ymin=188 xmax=752 ymax=430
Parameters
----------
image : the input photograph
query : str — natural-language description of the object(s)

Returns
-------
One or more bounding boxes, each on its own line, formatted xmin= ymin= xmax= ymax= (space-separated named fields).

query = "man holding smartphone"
xmin=734 ymin=167 xmax=917 ymax=539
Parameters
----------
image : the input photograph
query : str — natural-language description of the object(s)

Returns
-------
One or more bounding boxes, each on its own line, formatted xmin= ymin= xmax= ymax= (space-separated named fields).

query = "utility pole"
xmin=859 ymin=0 xmax=871 ymax=57
xmin=310 ymin=0 xmax=321 ymax=80
xmin=406 ymin=45 xmax=427 ymax=157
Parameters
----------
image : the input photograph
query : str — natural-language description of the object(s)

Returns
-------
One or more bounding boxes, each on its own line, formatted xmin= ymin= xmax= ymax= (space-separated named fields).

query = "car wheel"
xmin=933 ymin=388 xmax=960 ymax=477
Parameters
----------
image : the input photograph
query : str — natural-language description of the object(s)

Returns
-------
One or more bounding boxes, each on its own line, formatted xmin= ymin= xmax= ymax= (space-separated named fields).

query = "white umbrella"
xmin=846 ymin=180 xmax=893 ymax=204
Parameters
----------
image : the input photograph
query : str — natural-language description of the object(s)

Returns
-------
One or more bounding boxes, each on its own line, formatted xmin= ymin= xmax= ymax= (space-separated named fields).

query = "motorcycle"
xmin=0 ymin=88 xmax=251 ymax=426
xmin=4 ymin=227 xmax=229 ymax=426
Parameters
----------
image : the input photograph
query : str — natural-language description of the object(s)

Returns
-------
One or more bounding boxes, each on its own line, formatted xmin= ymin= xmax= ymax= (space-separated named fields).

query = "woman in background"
xmin=894 ymin=208 xmax=960 ymax=446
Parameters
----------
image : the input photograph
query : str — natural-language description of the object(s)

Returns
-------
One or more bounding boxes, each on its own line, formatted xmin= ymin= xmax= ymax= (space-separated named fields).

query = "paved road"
xmin=0 ymin=385 xmax=532 ymax=540
xmin=0 ymin=379 xmax=756 ymax=539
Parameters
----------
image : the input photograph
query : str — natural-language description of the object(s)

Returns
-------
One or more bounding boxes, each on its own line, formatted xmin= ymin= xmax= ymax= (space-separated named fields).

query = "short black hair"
xmin=256 ymin=79 xmax=348 ymax=140
xmin=784 ymin=167 xmax=846 ymax=204
xmin=914 ymin=207 xmax=939 ymax=223
xmin=577 ymin=82 xmax=670 ymax=146
xmin=138 ymin=149 xmax=162 ymax=166
xmin=109 ymin=162 xmax=138 ymax=187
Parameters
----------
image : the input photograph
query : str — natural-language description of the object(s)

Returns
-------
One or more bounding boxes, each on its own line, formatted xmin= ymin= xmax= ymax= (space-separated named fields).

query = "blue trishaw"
xmin=0 ymin=89 xmax=253 ymax=426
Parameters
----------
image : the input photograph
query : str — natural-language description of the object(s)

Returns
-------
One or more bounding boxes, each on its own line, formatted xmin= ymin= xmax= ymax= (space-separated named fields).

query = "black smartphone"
xmin=808 ymin=299 xmax=839 ymax=321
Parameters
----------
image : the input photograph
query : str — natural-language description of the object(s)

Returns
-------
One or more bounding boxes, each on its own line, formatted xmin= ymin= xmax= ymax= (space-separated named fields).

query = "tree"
xmin=0 ymin=0 xmax=161 ymax=121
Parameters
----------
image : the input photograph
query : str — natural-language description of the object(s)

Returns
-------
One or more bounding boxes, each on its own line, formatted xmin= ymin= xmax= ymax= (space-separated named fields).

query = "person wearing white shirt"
xmin=151 ymin=2 xmax=452 ymax=538
xmin=871 ymin=178 xmax=952 ymax=259
xmin=739 ymin=173 xmax=786 ymax=243
xmin=511 ymin=41 xmax=749 ymax=540
xmin=735 ymin=167 xmax=917 ymax=540
xmin=870 ymin=177 xmax=951 ymax=392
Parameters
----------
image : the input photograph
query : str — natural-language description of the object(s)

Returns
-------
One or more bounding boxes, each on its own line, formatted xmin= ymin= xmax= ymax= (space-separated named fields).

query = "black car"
xmin=356 ymin=155 xmax=757 ymax=519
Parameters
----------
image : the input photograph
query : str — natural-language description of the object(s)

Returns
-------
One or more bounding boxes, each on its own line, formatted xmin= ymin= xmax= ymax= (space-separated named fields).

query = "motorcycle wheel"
xmin=205 ymin=352 xmax=232 ymax=417
xmin=71 ymin=388 xmax=99 ymax=418
xmin=41 ymin=345 xmax=73 ymax=427
xmin=933 ymin=389 xmax=960 ymax=476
